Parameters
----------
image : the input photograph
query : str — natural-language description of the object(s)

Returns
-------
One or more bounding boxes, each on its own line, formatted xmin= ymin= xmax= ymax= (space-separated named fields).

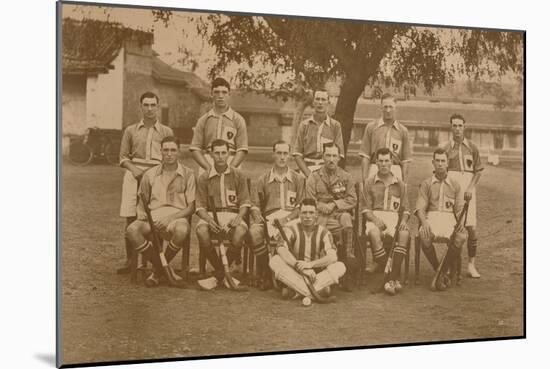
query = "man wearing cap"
xmin=248 ymin=140 xmax=306 ymax=289
xmin=440 ymin=114 xmax=484 ymax=278
xmin=190 ymin=77 xmax=248 ymax=173
xmin=359 ymin=93 xmax=412 ymax=183
xmin=293 ymin=90 xmax=345 ymax=176
xmin=117 ymin=91 xmax=174 ymax=274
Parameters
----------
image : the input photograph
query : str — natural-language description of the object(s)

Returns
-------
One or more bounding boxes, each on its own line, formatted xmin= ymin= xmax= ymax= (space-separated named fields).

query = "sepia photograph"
xmin=57 ymin=0 xmax=525 ymax=367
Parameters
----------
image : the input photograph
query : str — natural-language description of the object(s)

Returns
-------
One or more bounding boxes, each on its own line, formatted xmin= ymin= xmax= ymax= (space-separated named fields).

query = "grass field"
xmin=60 ymin=157 xmax=524 ymax=366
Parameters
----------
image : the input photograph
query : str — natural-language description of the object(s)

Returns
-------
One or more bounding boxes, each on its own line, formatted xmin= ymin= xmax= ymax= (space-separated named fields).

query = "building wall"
xmin=122 ymin=40 xmax=155 ymax=128
xmin=243 ymin=112 xmax=282 ymax=147
xmin=62 ymin=75 xmax=87 ymax=136
xmin=155 ymin=84 xmax=205 ymax=144
xmin=86 ymin=49 xmax=124 ymax=130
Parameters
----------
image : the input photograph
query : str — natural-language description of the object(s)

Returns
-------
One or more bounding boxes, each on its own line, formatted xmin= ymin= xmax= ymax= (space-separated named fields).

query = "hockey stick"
xmin=208 ymin=195 xmax=248 ymax=292
xmin=139 ymin=193 xmax=186 ymax=288
xmin=258 ymin=191 xmax=279 ymax=289
xmin=430 ymin=199 xmax=470 ymax=291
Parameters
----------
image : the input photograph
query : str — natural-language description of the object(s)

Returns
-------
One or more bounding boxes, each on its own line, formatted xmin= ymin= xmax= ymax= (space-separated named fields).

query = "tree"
xmin=155 ymin=13 xmax=524 ymax=159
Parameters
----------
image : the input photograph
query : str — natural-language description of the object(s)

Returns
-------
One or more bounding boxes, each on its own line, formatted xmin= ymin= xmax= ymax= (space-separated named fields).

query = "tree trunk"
xmin=333 ymin=72 xmax=369 ymax=166
xmin=291 ymin=98 xmax=307 ymax=143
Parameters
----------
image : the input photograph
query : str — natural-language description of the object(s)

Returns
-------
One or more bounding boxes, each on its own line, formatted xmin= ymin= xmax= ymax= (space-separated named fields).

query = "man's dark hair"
xmin=140 ymin=91 xmax=159 ymax=104
xmin=272 ymin=140 xmax=290 ymax=152
xmin=376 ymin=147 xmax=392 ymax=160
xmin=380 ymin=93 xmax=395 ymax=103
xmin=449 ymin=113 xmax=466 ymax=125
xmin=211 ymin=77 xmax=231 ymax=91
xmin=210 ymin=138 xmax=230 ymax=152
xmin=322 ymin=142 xmax=340 ymax=155
xmin=161 ymin=136 xmax=180 ymax=148
xmin=300 ymin=198 xmax=317 ymax=209
xmin=313 ymin=89 xmax=329 ymax=97
xmin=433 ymin=147 xmax=448 ymax=159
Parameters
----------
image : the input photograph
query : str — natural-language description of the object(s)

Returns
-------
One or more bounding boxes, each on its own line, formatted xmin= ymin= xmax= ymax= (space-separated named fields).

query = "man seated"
xmin=269 ymin=198 xmax=346 ymax=305
xmin=126 ymin=136 xmax=195 ymax=287
xmin=248 ymin=140 xmax=305 ymax=289
xmin=361 ymin=148 xmax=410 ymax=295
xmin=305 ymin=143 xmax=358 ymax=291
xmin=416 ymin=148 xmax=468 ymax=291
xmin=195 ymin=139 xmax=251 ymax=291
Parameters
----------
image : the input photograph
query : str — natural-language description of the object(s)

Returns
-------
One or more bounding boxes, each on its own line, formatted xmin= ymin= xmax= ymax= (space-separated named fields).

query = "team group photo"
xmin=58 ymin=2 xmax=525 ymax=366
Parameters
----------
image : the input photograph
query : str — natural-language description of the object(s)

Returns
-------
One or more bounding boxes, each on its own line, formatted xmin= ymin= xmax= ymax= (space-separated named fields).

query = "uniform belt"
xmin=131 ymin=158 xmax=161 ymax=168
xmin=211 ymin=207 xmax=240 ymax=214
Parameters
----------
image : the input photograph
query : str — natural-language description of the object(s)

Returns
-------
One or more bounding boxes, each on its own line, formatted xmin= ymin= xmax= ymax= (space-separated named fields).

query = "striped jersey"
xmin=278 ymin=221 xmax=335 ymax=262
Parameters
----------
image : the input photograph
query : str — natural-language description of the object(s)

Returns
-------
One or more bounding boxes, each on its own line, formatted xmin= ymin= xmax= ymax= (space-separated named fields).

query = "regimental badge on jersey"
xmin=390 ymin=137 xmax=402 ymax=154
xmin=464 ymin=154 xmax=474 ymax=171
xmin=443 ymin=195 xmax=455 ymax=211
xmin=319 ymin=136 xmax=333 ymax=153
xmin=221 ymin=126 xmax=237 ymax=144
xmin=390 ymin=196 xmax=401 ymax=211
xmin=226 ymin=189 xmax=237 ymax=206
xmin=330 ymin=181 xmax=346 ymax=199
xmin=286 ymin=190 xmax=297 ymax=207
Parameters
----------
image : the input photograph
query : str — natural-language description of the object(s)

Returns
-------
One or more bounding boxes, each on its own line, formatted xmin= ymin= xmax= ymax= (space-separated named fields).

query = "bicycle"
xmin=68 ymin=127 xmax=121 ymax=166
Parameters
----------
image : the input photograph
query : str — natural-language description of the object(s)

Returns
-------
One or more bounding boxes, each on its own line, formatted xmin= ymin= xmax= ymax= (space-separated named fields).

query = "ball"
xmin=302 ymin=297 xmax=312 ymax=307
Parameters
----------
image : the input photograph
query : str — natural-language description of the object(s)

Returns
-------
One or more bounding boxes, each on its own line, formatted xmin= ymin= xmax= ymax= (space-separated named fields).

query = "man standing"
xmin=293 ymin=90 xmax=345 ymax=176
xmin=248 ymin=140 xmax=305 ymax=289
xmin=189 ymin=77 xmax=248 ymax=173
xmin=360 ymin=148 xmax=410 ymax=295
xmin=305 ymin=143 xmax=357 ymax=290
xmin=269 ymin=198 xmax=346 ymax=305
xmin=440 ymin=114 xmax=483 ymax=278
xmin=416 ymin=148 xmax=468 ymax=291
xmin=117 ymin=91 xmax=174 ymax=274
xmin=195 ymin=139 xmax=251 ymax=290
xmin=359 ymin=93 xmax=412 ymax=182
xmin=125 ymin=136 xmax=195 ymax=287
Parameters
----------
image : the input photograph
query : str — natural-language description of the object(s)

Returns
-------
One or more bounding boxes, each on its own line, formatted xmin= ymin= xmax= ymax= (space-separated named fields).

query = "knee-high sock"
xmin=422 ymin=244 xmax=439 ymax=271
xmin=467 ymin=237 xmax=478 ymax=258
xmin=203 ymin=245 xmax=225 ymax=281
xmin=135 ymin=241 xmax=164 ymax=274
xmin=164 ymin=241 xmax=180 ymax=264
xmin=391 ymin=244 xmax=408 ymax=281
xmin=253 ymin=243 xmax=269 ymax=279
xmin=342 ymin=227 xmax=355 ymax=258
xmin=372 ymin=246 xmax=387 ymax=265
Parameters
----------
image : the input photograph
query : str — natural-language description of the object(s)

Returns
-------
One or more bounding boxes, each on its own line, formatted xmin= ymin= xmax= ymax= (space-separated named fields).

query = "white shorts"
xmin=119 ymin=169 xmax=142 ymax=217
xmin=365 ymin=211 xmax=398 ymax=237
xmin=197 ymin=211 xmax=248 ymax=229
xmin=424 ymin=211 xmax=456 ymax=241
xmin=368 ymin=164 xmax=403 ymax=181
xmin=447 ymin=171 xmax=477 ymax=227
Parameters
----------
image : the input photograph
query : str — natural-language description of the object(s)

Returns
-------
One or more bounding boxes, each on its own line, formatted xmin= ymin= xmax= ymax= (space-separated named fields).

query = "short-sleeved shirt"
xmin=359 ymin=119 xmax=412 ymax=165
xmin=306 ymin=166 xmax=356 ymax=212
xmin=415 ymin=175 xmax=464 ymax=217
xmin=136 ymin=163 xmax=195 ymax=221
xmin=440 ymin=139 xmax=484 ymax=174
xmin=251 ymin=168 xmax=305 ymax=215
xmin=119 ymin=121 xmax=174 ymax=166
xmin=361 ymin=174 xmax=410 ymax=215
xmin=190 ymin=108 xmax=248 ymax=154
xmin=293 ymin=116 xmax=345 ymax=159
xmin=195 ymin=165 xmax=251 ymax=213
xmin=278 ymin=221 xmax=335 ymax=262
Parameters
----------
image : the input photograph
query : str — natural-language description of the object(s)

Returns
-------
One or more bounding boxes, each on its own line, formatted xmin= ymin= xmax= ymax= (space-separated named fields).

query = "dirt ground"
xmin=60 ymin=157 xmax=524 ymax=366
